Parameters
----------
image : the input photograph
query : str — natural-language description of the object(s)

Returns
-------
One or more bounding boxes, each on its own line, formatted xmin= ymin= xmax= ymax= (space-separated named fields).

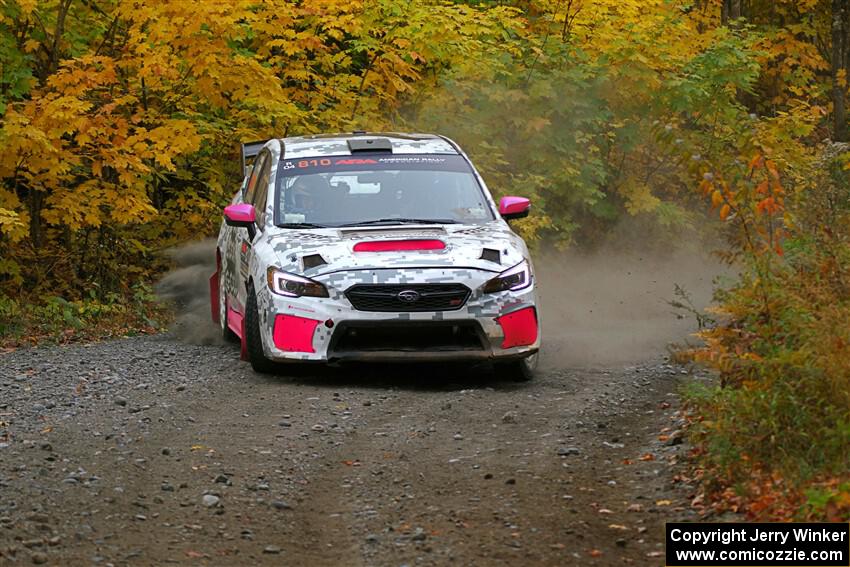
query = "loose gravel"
xmin=0 ymin=335 xmax=709 ymax=565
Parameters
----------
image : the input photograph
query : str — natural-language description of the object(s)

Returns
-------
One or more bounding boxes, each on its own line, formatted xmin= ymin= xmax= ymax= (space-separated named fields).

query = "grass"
xmin=0 ymin=283 xmax=172 ymax=349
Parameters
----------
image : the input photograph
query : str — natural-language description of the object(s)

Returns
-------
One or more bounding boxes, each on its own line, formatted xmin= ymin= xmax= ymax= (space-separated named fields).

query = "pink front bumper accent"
xmin=273 ymin=314 xmax=320 ymax=353
xmin=495 ymin=307 xmax=538 ymax=349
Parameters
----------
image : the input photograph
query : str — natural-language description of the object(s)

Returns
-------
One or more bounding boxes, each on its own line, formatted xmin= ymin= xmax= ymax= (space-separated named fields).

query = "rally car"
xmin=210 ymin=132 xmax=540 ymax=380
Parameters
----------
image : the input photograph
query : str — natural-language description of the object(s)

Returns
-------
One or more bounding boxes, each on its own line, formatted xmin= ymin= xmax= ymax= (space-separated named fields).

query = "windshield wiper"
xmin=340 ymin=217 xmax=459 ymax=227
xmin=277 ymin=222 xmax=330 ymax=229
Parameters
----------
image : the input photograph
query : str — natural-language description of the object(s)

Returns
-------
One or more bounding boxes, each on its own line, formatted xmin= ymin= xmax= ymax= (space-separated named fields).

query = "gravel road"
xmin=0 ymin=335 xmax=706 ymax=566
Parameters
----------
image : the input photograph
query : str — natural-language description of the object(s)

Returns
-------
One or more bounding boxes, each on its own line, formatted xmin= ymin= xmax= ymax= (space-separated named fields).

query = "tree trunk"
xmin=833 ymin=0 xmax=849 ymax=142
xmin=721 ymin=0 xmax=743 ymax=26
xmin=28 ymin=188 xmax=43 ymax=249
xmin=49 ymin=0 xmax=72 ymax=74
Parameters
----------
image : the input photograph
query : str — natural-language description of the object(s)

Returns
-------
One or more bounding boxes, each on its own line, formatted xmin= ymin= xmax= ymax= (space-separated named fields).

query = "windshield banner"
xmin=278 ymin=154 xmax=472 ymax=176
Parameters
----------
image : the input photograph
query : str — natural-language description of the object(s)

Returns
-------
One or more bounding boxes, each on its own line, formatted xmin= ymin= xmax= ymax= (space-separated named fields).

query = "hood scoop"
xmin=302 ymin=254 xmax=327 ymax=270
xmin=480 ymin=248 xmax=501 ymax=264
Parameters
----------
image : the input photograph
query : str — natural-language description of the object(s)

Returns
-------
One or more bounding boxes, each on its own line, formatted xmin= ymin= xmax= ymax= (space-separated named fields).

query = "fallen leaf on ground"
xmin=589 ymin=549 xmax=603 ymax=557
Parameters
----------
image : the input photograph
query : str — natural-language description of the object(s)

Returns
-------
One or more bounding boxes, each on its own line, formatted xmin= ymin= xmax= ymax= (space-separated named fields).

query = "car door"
xmin=232 ymin=149 xmax=271 ymax=313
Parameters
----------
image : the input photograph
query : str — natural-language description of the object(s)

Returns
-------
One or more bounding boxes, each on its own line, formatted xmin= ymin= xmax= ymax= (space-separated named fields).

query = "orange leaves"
xmin=755 ymin=197 xmax=781 ymax=216
xmin=747 ymin=153 xmax=765 ymax=171
xmin=710 ymin=189 xmax=723 ymax=207
xmin=148 ymin=121 xmax=202 ymax=172
xmin=704 ymin=180 xmax=734 ymax=221
xmin=698 ymin=152 xmax=787 ymax=252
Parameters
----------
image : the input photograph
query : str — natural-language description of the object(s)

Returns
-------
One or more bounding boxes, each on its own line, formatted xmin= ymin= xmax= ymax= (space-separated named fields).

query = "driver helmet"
xmin=289 ymin=180 xmax=315 ymax=213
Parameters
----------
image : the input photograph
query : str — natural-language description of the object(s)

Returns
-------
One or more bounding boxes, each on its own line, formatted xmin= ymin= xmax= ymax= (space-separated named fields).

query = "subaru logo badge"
xmin=397 ymin=290 xmax=420 ymax=302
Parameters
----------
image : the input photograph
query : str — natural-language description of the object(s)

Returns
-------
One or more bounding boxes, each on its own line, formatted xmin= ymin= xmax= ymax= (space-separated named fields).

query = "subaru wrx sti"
xmin=211 ymin=133 xmax=540 ymax=380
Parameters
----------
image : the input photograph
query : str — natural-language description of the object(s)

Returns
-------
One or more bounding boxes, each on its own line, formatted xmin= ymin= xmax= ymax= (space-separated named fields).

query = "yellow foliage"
xmin=0 ymin=0 xmax=522 ymax=297
xmin=619 ymin=180 xmax=661 ymax=215
xmin=0 ymin=207 xmax=26 ymax=242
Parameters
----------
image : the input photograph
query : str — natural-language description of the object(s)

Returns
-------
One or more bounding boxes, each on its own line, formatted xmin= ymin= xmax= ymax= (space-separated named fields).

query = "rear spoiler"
xmin=241 ymin=140 xmax=269 ymax=177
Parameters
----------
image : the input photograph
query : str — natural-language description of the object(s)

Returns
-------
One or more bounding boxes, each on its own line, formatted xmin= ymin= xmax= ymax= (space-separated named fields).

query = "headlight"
xmin=481 ymin=260 xmax=532 ymax=293
xmin=267 ymin=268 xmax=329 ymax=298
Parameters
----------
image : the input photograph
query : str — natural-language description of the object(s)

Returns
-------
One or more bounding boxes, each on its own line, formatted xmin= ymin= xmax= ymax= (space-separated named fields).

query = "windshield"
xmin=274 ymin=154 xmax=494 ymax=227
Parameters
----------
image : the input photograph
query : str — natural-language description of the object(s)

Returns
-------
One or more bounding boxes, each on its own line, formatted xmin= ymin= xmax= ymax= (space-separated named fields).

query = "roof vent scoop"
xmin=302 ymin=254 xmax=327 ymax=270
xmin=480 ymin=248 xmax=501 ymax=264
xmin=347 ymin=138 xmax=393 ymax=153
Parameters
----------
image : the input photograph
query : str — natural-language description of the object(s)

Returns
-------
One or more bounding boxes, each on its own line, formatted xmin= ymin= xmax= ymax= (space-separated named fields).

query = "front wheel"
xmin=245 ymin=285 xmax=278 ymax=374
xmin=495 ymin=352 xmax=538 ymax=382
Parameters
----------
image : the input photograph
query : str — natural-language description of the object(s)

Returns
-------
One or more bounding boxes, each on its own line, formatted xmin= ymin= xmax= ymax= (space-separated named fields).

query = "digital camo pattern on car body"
xmin=213 ymin=132 xmax=541 ymax=373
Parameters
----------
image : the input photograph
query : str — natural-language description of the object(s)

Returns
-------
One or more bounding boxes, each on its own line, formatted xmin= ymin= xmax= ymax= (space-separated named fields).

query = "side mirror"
xmin=499 ymin=196 xmax=531 ymax=220
xmin=224 ymin=203 xmax=257 ymax=240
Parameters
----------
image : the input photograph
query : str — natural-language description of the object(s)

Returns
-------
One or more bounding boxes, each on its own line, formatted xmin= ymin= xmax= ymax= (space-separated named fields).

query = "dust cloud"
xmin=535 ymin=245 xmax=727 ymax=369
xmin=154 ymin=237 xmax=727 ymax=366
xmin=155 ymin=239 xmax=221 ymax=345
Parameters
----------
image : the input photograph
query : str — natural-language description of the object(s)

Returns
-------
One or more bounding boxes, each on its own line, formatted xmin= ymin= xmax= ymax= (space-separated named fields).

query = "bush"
xmin=685 ymin=146 xmax=850 ymax=520
xmin=0 ymin=283 xmax=168 ymax=348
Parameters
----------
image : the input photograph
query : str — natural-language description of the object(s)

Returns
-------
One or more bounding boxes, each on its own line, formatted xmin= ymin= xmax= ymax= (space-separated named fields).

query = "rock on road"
xmin=0 ymin=335 xmax=706 ymax=566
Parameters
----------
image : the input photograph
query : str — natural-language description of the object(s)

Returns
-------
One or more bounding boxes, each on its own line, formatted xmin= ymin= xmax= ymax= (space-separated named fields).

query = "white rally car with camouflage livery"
xmin=210 ymin=132 xmax=540 ymax=380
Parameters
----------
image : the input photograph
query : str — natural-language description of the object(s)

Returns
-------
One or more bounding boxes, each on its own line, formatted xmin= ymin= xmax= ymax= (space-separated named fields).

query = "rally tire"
xmin=495 ymin=352 xmax=538 ymax=382
xmin=245 ymin=285 xmax=278 ymax=374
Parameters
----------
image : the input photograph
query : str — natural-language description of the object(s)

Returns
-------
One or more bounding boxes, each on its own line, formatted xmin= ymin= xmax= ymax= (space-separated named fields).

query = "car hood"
xmin=262 ymin=222 xmax=528 ymax=277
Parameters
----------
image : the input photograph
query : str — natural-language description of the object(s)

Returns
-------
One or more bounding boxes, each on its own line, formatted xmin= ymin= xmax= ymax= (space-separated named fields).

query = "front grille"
xmin=345 ymin=283 xmax=471 ymax=312
xmin=330 ymin=321 xmax=486 ymax=353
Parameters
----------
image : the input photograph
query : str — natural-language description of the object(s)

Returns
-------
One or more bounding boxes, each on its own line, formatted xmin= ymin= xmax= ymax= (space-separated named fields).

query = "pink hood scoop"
xmin=353 ymin=240 xmax=446 ymax=252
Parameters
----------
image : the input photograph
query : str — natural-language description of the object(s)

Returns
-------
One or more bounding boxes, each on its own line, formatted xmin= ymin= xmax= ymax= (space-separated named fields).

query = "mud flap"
xmin=209 ymin=271 xmax=220 ymax=324
xmin=240 ymin=317 xmax=249 ymax=361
